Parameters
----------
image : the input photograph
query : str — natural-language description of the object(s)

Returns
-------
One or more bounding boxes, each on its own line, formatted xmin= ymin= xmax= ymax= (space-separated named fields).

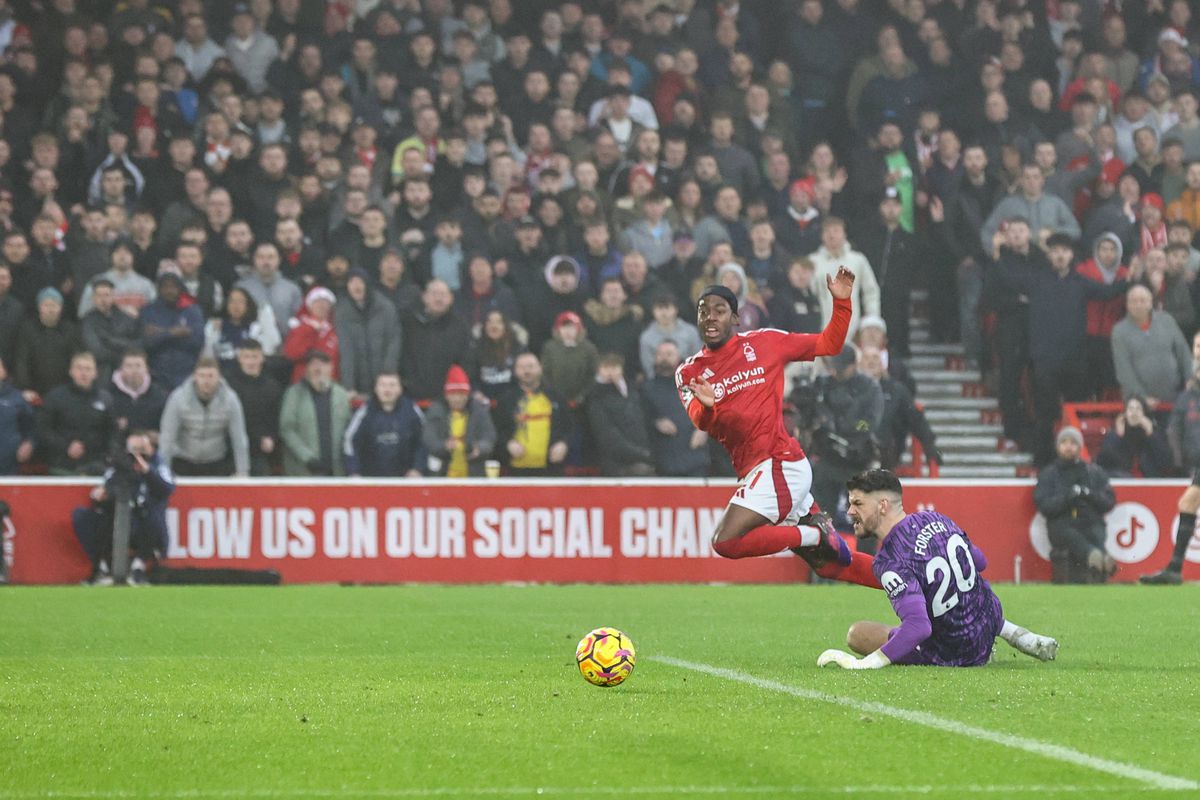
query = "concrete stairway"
xmin=906 ymin=297 xmax=1034 ymax=478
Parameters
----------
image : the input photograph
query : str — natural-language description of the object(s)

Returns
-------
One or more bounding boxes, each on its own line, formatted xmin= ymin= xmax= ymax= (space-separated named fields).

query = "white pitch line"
xmin=654 ymin=656 xmax=1198 ymax=792
xmin=0 ymin=785 xmax=1174 ymax=799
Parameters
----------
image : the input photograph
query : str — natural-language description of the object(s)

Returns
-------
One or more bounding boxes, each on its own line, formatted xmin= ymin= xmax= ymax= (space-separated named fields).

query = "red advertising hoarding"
xmin=2 ymin=478 xmax=1198 ymax=585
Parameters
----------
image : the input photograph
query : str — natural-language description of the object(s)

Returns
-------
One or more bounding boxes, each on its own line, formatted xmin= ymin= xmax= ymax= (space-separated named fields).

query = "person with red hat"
xmin=1139 ymin=192 xmax=1169 ymax=256
xmin=282 ymin=285 xmax=339 ymax=384
xmin=541 ymin=310 xmax=599 ymax=410
xmin=771 ymin=176 xmax=822 ymax=257
xmin=422 ymin=365 xmax=497 ymax=477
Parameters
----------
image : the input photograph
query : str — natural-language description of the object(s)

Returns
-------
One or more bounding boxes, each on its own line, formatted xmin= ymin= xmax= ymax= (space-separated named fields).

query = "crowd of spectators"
xmin=5 ymin=0 xmax=1200 ymax=479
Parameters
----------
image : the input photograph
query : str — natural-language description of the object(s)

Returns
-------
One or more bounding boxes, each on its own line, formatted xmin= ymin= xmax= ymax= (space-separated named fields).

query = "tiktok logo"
xmin=1105 ymin=503 xmax=1159 ymax=563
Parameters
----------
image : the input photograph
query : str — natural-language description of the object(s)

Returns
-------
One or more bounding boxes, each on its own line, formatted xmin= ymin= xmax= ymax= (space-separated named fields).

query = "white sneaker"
xmin=1011 ymin=629 xmax=1059 ymax=661
xmin=126 ymin=558 xmax=148 ymax=587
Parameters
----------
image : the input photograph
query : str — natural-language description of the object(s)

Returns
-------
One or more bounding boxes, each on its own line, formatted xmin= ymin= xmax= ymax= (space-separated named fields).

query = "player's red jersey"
xmin=675 ymin=297 xmax=851 ymax=478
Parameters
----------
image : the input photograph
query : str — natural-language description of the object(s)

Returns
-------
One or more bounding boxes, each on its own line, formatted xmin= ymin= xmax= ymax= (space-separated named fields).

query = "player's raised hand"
xmin=689 ymin=376 xmax=716 ymax=408
xmin=827 ymin=266 xmax=856 ymax=300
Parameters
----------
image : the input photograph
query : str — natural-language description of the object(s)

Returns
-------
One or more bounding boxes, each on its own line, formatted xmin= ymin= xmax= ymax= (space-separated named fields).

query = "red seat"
xmin=1078 ymin=417 xmax=1110 ymax=456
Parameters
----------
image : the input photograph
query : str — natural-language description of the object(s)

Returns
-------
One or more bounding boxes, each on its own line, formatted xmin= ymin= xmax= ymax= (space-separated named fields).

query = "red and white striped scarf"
xmin=1140 ymin=221 xmax=1167 ymax=255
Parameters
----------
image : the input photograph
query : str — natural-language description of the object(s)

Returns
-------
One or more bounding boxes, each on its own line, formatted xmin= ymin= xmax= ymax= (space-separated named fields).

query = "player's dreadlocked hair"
xmin=845 ymin=469 xmax=903 ymax=498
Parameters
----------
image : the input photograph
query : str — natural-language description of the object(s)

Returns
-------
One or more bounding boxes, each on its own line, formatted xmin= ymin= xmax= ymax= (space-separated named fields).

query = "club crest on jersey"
xmin=742 ymin=342 xmax=757 ymax=362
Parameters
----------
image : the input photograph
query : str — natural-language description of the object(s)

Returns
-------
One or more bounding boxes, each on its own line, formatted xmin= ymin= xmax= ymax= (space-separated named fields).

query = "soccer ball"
xmin=575 ymin=627 xmax=636 ymax=687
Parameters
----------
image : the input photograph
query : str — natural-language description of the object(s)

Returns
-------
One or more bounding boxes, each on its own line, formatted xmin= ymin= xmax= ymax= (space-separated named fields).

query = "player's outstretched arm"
xmin=812 ymin=267 xmax=855 ymax=358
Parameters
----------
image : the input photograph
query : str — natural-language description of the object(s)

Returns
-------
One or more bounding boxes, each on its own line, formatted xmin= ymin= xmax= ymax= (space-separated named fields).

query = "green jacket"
xmin=279 ymin=380 xmax=353 ymax=476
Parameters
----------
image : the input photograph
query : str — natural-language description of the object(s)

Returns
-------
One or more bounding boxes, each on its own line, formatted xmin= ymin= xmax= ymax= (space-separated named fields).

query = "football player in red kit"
xmin=675 ymin=267 xmax=881 ymax=588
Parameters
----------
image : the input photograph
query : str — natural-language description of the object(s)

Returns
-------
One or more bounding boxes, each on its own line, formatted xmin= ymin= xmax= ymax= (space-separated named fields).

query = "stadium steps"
xmin=936 ymin=465 xmax=1028 ymax=478
xmin=915 ymin=381 xmax=985 ymax=397
xmin=937 ymin=435 xmax=1003 ymax=451
xmin=934 ymin=423 xmax=1004 ymax=437
xmin=905 ymin=298 xmax=1033 ymax=477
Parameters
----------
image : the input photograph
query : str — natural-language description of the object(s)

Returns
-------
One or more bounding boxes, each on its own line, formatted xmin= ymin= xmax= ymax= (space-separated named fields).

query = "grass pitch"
xmin=2 ymin=583 xmax=1198 ymax=799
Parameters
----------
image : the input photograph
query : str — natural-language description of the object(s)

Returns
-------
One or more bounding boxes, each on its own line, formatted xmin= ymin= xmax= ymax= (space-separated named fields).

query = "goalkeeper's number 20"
xmin=925 ymin=533 xmax=977 ymax=618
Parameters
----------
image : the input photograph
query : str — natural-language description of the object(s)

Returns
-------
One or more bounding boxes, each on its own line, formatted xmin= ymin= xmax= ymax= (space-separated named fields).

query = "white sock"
xmin=796 ymin=524 xmax=821 ymax=548
xmin=130 ymin=557 xmax=145 ymax=571
xmin=999 ymin=620 xmax=1022 ymax=643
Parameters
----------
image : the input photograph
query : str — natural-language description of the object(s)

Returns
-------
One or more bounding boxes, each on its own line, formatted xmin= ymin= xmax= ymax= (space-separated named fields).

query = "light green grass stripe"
xmin=0 ymin=785 xmax=1173 ymax=798
xmin=654 ymin=656 xmax=1198 ymax=792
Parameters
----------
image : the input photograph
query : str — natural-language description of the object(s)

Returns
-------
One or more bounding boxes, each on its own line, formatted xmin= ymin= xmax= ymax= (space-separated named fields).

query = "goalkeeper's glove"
xmin=816 ymin=648 xmax=891 ymax=670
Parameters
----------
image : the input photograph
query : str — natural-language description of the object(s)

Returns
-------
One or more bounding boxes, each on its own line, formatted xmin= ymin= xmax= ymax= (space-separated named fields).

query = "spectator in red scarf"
xmin=1139 ymin=192 xmax=1168 ymax=256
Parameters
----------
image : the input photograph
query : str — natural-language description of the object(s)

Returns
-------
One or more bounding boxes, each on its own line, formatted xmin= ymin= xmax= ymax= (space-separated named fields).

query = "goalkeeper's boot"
xmin=790 ymin=511 xmax=851 ymax=570
xmin=1006 ymin=626 xmax=1059 ymax=662
xmin=1140 ymin=567 xmax=1183 ymax=585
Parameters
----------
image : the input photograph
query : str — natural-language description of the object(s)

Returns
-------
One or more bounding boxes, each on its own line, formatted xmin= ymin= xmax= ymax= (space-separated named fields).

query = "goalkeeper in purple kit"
xmin=818 ymin=469 xmax=1058 ymax=669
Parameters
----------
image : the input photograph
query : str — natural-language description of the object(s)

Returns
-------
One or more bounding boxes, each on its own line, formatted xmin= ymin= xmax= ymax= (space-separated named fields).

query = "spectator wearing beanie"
xmin=523 ymin=255 xmax=588 ymax=355
xmin=715 ymin=261 xmax=769 ymax=332
xmin=1138 ymin=192 xmax=1168 ymax=256
xmin=541 ymin=311 xmax=600 ymax=409
xmin=336 ymin=269 xmax=402 ymax=399
xmin=422 ymin=365 xmax=497 ymax=477
xmin=283 ymin=286 xmax=339 ymax=384
xmin=1076 ymin=232 xmax=1129 ymax=396
xmin=15 ymin=288 xmax=83 ymax=399
xmin=772 ymin=178 xmax=823 ymax=258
